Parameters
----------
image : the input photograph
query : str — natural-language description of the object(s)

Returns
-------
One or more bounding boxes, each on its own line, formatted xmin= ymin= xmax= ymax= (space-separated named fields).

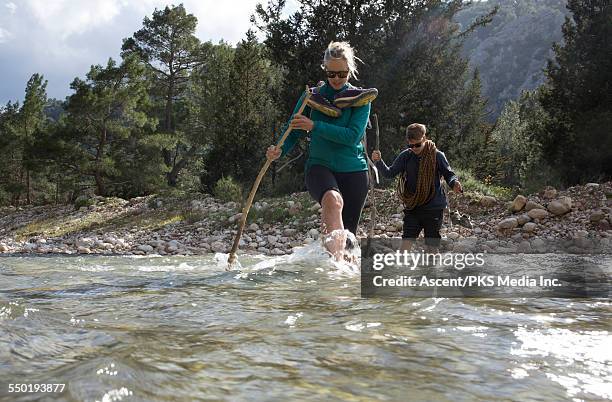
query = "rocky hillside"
xmin=0 ymin=182 xmax=610 ymax=256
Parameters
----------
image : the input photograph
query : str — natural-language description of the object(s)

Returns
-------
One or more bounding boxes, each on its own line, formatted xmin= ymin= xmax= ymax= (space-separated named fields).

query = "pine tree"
xmin=64 ymin=56 xmax=154 ymax=196
xmin=537 ymin=0 xmax=612 ymax=183
xmin=122 ymin=4 xmax=210 ymax=186
xmin=199 ymin=31 xmax=282 ymax=190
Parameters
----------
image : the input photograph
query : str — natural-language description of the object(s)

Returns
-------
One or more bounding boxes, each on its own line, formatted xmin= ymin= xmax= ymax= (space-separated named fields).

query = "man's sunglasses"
xmin=407 ymin=142 xmax=423 ymax=148
xmin=325 ymin=70 xmax=349 ymax=79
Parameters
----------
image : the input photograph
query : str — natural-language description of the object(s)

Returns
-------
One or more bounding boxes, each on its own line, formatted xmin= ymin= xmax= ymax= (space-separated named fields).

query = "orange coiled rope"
xmin=396 ymin=140 xmax=437 ymax=210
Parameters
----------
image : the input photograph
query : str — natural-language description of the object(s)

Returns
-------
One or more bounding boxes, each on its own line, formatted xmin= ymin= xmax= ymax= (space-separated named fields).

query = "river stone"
xmin=0 ymin=244 xmax=8 ymax=252
xmin=525 ymin=201 xmax=545 ymax=211
xmin=585 ymin=183 xmax=599 ymax=189
xmin=228 ymin=213 xmax=243 ymax=224
xmin=268 ymin=235 xmax=279 ymax=244
xmin=498 ymin=217 xmax=519 ymax=230
xmin=517 ymin=214 xmax=531 ymax=225
xmin=531 ymin=238 xmax=547 ymax=252
xmin=307 ymin=228 xmax=319 ymax=239
xmin=547 ymin=200 xmax=570 ymax=216
xmin=517 ymin=241 xmax=532 ymax=253
xmin=137 ymin=244 xmax=154 ymax=253
xmin=248 ymin=223 xmax=259 ymax=231
xmin=511 ymin=195 xmax=527 ymax=212
xmin=523 ymin=222 xmax=537 ymax=232
xmin=211 ymin=241 xmax=225 ymax=252
xmin=559 ymin=196 xmax=572 ymax=210
xmin=480 ymin=196 xmax=496 ymax=207
xmin=542 ymin=186 xmax=557 ymax=199
xmin=589 ymin=210 xmax=605 ymax=222
xmin=574 ymin=230 xmax=589 ymax=238
xmin=447 ymin=232 xmax=460 ymax=240
xmin=528 ymin=208 xmax=549 ymax=220
xmin=288 ymin=202 xmax=302 ymax=216
xmin=76 ymin=237 xmax=95 ymax=247
xmin=283 ymin=228 xmax=298 ymax=237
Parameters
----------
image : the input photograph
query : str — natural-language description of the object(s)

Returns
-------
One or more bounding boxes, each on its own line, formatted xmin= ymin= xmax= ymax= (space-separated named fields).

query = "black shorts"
xmin=403 ymin=208 xmax=444 ymax=246
xmin=305 ymin=164 xmax=369 ymax=235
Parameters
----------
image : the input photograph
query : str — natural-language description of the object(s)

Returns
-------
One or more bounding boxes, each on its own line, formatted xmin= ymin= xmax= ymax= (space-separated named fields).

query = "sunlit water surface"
xmin=0 ymin=245 xmax=610 ymax=402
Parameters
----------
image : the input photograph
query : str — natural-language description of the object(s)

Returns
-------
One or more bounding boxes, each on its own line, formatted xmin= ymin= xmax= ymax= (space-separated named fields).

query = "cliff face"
xmin=455 ymin=0 xmax=568 ymax=120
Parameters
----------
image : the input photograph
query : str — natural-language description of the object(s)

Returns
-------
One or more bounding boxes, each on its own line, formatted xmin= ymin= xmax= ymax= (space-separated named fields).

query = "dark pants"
xmin=403 ymin=208 xmax=444 ymax=246
xmin=305 ymin=164 xmax=369 ymax=235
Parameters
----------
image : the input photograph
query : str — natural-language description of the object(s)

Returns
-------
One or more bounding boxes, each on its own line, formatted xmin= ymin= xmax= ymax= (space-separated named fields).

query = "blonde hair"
xmin=321 ymin=41 xmax=362 ymax=79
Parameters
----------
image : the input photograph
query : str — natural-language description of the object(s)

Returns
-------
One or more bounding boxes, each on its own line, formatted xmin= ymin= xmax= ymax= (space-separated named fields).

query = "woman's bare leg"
xmin=320 ymin=189 xmax=346 ymax=260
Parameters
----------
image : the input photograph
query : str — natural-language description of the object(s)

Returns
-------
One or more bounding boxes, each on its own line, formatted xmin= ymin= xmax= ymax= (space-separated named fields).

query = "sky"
xmin=0 ymin=0 xmax=298 ymax=104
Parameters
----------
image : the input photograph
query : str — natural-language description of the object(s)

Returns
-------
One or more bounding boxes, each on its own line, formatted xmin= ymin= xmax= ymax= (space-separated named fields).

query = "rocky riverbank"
xmin=0 ymin=182 xmax=611 ymax=256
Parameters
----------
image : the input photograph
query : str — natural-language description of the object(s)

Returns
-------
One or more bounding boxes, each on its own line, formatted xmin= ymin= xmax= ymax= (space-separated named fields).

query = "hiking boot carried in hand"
xmin=307 ymin=92 xmax=342 ymax=118
xmin=334 ymin=87 xmax=378 ymax=108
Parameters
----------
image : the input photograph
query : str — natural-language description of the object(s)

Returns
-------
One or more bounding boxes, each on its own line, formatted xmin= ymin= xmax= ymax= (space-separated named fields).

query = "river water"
xmin=0 ymin=245 xmax=610 ymax=402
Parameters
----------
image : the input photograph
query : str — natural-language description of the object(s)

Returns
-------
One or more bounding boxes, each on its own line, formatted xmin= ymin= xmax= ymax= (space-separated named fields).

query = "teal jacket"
xmin=278 ymin=82 xmax=371 ymax=173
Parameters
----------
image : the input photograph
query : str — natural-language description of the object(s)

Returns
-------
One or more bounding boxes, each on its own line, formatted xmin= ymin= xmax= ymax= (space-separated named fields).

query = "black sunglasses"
xmin=325 ymin=70 xmax=349 ymax=79
xmin=407 ymin=142 xmax=423 ymax=148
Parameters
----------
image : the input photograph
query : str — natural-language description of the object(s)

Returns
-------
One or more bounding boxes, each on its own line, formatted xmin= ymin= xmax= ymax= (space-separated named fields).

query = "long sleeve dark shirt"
xmin=376 ymin=149 xmax=458 ymax=211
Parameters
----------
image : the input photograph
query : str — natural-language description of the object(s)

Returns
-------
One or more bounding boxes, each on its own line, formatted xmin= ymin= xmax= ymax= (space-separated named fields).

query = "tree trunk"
xmin=166 ymin=145 xmax=197 ymax=186
xmin=95 ymin=128 xmax=107 ymax=196
xmin=162 ymin=77 xmax=175 ymax=167
xmin=26 ymin=169 xmax=31 ymax=204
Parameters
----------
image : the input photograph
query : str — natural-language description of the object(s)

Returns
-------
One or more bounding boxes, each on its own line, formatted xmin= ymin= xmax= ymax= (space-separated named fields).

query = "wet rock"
xmin=137 ymin=244 xmax=154 ymax=253
xmin=211 ymin=241 xmax=225 ymax=252
xmin=531 ymin=238 xmax=547 ymax=252
xmin=511 ymin=195 xmax=527 ymax=212
xmin=498 ymin=218 xmax=519 ymax=230
xmin=0 ymin=243 xmax=8 ymax=252
xmin=307 ymin=228 xmax=319 ymax=239
xmin=517 ymin=241 xmax=532 ymax=253
xmin=76 ymin=237 xmax=95 ymax=248
xmin=527 ymin=209 xmax=549 ymax=220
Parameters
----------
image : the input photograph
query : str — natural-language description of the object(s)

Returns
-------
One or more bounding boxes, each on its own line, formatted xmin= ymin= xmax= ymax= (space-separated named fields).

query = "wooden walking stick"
xmin=227 ymin=86 xmax=312 ymax=268
xmin=367 ymin=114 xmax=381 ymax=240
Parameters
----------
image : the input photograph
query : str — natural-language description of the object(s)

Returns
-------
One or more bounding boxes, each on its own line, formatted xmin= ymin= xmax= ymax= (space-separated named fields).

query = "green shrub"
xmin=214 ymin=176 xmax=243 ymax=203
xmin=455 ymin=168 xmax=514 ymax=200
xmin=74 ymin=195 xmax=94 ymax=209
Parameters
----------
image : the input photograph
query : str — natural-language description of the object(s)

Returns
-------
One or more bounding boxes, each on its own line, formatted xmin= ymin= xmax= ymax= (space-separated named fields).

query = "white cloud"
xmin=5 ymin=2 xmax=17 ymax=14
xmin=0 ymin=26 xmax=11 ymax=43
xmin=23 ymin=0 xmax=122 ymax=39
xmin=0 ymin=0 xmax=298 ymax=103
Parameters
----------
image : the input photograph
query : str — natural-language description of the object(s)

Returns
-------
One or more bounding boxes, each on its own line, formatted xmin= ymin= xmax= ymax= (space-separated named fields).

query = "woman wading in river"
xmin=266 ymin=41 xmax=377 ymax=259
